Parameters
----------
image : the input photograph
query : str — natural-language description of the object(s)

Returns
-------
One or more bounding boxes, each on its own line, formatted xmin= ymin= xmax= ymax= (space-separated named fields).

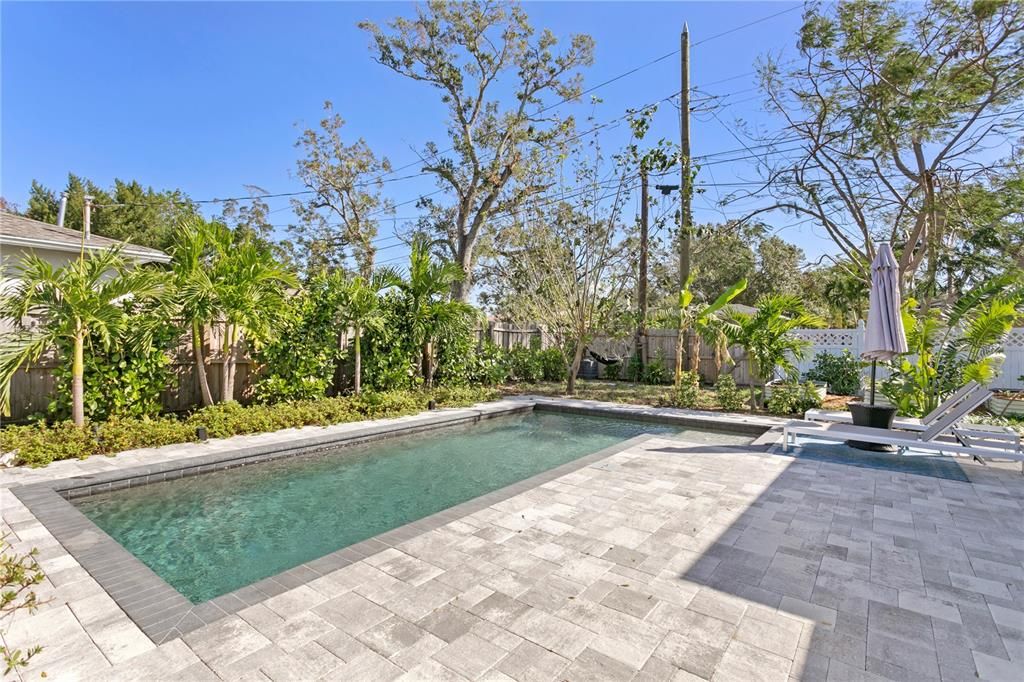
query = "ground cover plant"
xmin=0 ymin=387 xmax=499 ymax=467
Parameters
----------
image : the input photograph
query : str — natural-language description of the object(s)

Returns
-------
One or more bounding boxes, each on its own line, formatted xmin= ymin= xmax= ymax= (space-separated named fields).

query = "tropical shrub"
xmin=725 ymin=295 xmax=826 ymax=409
xmin=806 ymin=350 xmax=861 ymax=396
xmin=468 ymin=342 xmax=509 ymax=386
xmin=604 ymin=359 xmax=622 ymax=381
xmin=253 ymin=275 xmax=345 ymax=403
xmin=714 ymin=374 xmax=746 ymax=411
xmin=674 ymin=370 xmax=700 ymax=408
xmin=50 ymin=309 xmax=177 ymax=421
xmin=0 ymin=249 xmax=167 ymax=425
xmin=642 ymin=353 xmax=671 ymax=385
xmin=766 ymin=381 xmax=824 ymax=416
xmin=881 ymin=278 xmax=1022 ymax=417
xmin=507 ymin=346 xmax=544 ymax=383
xmin=362 ymin=293 xmax=419 ymax=390
xmin=538 ymin=348 xmax=565 ymax=382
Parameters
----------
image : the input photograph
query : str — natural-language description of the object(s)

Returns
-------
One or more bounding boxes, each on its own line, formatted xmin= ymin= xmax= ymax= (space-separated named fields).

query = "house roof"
xmin=0 ymin=211 xmax=171 ymax=263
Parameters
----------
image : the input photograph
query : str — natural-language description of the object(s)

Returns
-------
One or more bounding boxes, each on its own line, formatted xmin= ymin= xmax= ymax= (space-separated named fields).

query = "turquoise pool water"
xmin=75 ymin=411 xmax=752 ymax=602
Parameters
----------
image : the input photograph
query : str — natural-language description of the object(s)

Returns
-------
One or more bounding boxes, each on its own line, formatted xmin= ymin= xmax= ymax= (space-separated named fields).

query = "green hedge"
xmin=0 ymin=387 xmax=500 ymax=468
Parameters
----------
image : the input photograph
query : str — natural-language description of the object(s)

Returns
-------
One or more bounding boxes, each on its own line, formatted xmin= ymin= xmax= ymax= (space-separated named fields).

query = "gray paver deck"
xmin=2 ymin=399 xmax=1022 ymax=681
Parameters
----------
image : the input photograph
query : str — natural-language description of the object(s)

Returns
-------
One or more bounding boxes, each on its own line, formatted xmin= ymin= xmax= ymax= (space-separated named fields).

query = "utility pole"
xmin=81 ymin=195 xmax=94 ymax=258
xmin=676 ymin=22 xmax=693 ymax=384
xmin=637 ymin=169 xmax=649 ymax=368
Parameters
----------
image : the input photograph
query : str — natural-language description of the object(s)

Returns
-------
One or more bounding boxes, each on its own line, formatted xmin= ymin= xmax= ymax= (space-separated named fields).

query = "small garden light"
xmin=195 ymin=426 xmax=208 ymax=442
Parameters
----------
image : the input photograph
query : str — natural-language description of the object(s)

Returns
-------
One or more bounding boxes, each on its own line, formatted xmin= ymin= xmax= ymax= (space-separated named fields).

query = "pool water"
xmin=75 ymin=411 xmax=751 ymax=602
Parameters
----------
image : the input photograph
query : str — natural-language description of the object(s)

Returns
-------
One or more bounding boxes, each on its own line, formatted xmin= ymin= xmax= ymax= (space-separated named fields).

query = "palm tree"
xmin=674 ymin=277 xmax=747 ymax=384
xmin=207 ymin=224 xmax=297 ymax=402
xmin=335 ymin=269 xmax=399 ymax=394
xmin=170 ymin=218 xmax=219 ymax=406
xmin=395 ymin=237 xmax=473 ymax=388
xmin=0 ymin=249 xmax=165 ymax=424
xmin=724 ymin=295 xmax=825 ymax=409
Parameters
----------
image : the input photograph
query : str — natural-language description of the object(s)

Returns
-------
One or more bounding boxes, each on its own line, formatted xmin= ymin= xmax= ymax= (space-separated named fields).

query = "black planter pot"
xmin=847 ymin=402 xmax=897 ymax=452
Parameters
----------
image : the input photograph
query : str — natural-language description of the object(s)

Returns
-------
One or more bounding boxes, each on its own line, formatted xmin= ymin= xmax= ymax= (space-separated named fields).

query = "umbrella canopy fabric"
xmin=862 ymin=243 xmax=908 ymax=361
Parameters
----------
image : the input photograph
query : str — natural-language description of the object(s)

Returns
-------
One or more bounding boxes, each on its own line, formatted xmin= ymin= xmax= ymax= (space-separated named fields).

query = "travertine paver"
xmin=2 ymin=404 xmax=1023 ymax=681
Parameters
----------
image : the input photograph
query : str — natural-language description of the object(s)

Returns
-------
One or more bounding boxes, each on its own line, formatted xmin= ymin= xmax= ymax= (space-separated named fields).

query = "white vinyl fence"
xmin=790 ymin=323 xmax=1024 ymax=390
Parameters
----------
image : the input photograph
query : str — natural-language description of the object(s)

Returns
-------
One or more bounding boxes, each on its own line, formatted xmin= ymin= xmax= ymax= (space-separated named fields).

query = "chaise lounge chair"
xmin=804 ymin=381 xmax=981 ymax=432
xmin=782 ymin=388 xmax=1024 ymax=463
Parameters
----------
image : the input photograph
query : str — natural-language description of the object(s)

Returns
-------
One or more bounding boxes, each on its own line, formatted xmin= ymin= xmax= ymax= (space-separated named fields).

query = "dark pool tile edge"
xmin=532 ymin=400 xmax=769 ymax=436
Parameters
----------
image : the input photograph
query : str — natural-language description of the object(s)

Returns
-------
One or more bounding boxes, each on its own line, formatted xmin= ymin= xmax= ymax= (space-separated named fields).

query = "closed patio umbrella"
xmin=862 ymin=243 xmax=908 ymax=404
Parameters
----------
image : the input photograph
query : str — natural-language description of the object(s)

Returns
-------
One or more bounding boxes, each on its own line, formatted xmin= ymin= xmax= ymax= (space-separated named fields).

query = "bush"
xmin=51 ymin=311 xmax=177 ymax=421
xmin=642 ymin=353 xmax=671 ymax=385
xmin=674 ymin=371 xmax=700 ymax=408
xmin=805 ymin=350 xmax=861 ymax=396
xmin=604 ymin=359 xmax=622 ymax=381
xmin=0 ymin=387 xmax=503 ymax=468
xmin=253 ymin=276 xmax=345 ymax=403
xmin=0 ymin=421 xmax=96 ymax=466
xmin=467 ymin=342 xmax=509 ymax=386
xmin=766 ymin=381 xmax=824 ymax=416
xmin=506 ymin=346 xmax=543 ymax=383
xmin=538 ymin=348 xmax=565 ymax=382
xmin=714 ymin=375 xmax=746 ymax=411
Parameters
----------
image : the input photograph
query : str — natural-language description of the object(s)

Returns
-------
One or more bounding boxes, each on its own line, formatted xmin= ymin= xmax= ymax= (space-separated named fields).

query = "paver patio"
xmin=2 ymin=402 xmax=1023 ymax=681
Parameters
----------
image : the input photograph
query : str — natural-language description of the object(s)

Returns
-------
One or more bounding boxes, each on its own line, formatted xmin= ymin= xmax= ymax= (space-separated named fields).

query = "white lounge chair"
xmin=782 ymin=389 xmax=1024 ymax=463
xmin=804 ymin=381 xmax=981 ymax=432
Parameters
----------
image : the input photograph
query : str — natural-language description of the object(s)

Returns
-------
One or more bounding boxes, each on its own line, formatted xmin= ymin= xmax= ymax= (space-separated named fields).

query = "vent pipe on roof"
xmin=57 ymin=192 xmax=68 ymax=227
xmin=83 ymin=195 xmax=93 ymax=241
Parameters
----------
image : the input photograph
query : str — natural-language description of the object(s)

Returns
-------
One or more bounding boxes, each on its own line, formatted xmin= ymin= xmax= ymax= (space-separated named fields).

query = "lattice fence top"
xmin=791 ymin=328 xmax=861 ymax=347
xmin=1004 ymin=328 xmax=1024 ymax=349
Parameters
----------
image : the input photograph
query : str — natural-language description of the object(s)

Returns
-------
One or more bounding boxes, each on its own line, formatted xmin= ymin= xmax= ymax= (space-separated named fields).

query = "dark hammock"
xmin=588 ymin=349 xmax=623 ymax=365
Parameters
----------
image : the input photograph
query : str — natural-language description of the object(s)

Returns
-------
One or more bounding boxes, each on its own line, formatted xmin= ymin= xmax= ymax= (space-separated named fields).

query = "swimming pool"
xmin=73 ymin=410 xmax=752 ymax=602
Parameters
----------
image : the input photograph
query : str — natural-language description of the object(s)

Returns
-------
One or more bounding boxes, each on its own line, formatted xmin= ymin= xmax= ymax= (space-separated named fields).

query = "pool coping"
xmin=9 ymin=399 xmax=771 ymax=645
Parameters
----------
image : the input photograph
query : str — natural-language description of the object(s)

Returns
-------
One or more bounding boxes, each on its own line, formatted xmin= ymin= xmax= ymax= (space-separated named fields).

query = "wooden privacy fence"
xmin=7 ymin=320 xmax=1024 ymax=421
xmin=6 ymin=321 xmax=256 ymax=422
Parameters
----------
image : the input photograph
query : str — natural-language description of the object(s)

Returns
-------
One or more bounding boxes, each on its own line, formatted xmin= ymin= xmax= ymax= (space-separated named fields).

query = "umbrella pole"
xmin=869 ymin=360 xmax=877 ymax=406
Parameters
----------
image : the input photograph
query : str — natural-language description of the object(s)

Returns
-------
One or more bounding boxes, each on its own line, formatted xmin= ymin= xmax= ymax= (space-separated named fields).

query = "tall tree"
xmin=291 ymin=101 xmax=393 ymax=277
xmin=361 ymin=0 xmax=595 ymax=301
xmin=742 ymin=0 xmax=1024 ymax=293
xmin=24 ymin=174 xmax=198 ymax=251
xmin=487 ymin=129 xmax=634 ymax=394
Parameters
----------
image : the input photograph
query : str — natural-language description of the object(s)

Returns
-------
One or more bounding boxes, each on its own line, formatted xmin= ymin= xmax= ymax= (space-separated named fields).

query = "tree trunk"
xmin=566 ymin=341 xmax=585 ymax=395
xmin=330 ymin=329 xmax=347 ymax=396
xmin=222 ymin=326 xmax=237 ymax=403
xmin=422 ymin=340 xmax=434 ymax=389
xmin=674 ymin=325 xmax=685 ymax=386
xmin=71 ymin=329 xmax=85 ymax=427
xmin=749 ymin=381 xmax=758 ymax=411
xmin=192 ymin=321 xmax=214 ymax=407
xmin=450 ymin=241 xmax=474 ymax=302
xmin=353 ymin=326 xmax=362 ymax=396
xmin=685 ymin=331 xmax=700 ymax=373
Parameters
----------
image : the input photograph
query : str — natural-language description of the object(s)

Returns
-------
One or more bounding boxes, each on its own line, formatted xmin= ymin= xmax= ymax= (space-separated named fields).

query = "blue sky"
xmin=2 ymin=1 xmax=835 ymax=266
